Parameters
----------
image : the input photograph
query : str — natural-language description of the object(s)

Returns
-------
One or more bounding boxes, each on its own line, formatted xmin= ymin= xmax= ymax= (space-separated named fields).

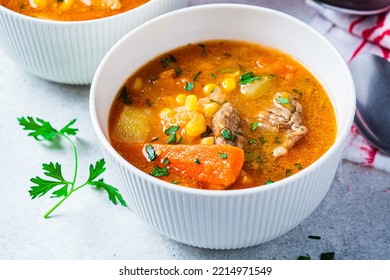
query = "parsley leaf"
xmin=19 ymin=116 xmax=126 ymax=218
xmin=239 ymin=72 xmax=260 ymax=85
xmin=150 ymin=166 xmax=170 ymax=177
xmin=185 ymin=82 xmax=195 ymax=91
xmin=89 ymin=179 xmax=126 ymax=206
xmin=29 ymin=162 xmax=70 ymax=199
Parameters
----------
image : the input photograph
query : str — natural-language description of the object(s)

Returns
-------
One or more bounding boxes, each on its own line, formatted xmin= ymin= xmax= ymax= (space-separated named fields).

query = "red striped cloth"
xmin=309 ymin=3 xmax=390 ymax=172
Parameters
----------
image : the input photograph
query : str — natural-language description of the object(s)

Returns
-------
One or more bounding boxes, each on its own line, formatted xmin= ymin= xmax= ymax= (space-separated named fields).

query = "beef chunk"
xmin=258 ymin=92 xmax=308 ymax=157
xmin=212 ymin=102 xmax=245 ymax=148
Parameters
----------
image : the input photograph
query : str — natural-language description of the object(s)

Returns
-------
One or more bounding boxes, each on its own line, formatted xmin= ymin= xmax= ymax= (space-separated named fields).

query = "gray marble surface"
xmin=0 ymin=0 xmax=389 ymax=260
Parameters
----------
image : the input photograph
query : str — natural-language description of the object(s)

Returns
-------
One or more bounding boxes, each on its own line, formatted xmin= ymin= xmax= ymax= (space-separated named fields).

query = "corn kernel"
xmin=132 ymin=78 xmax=143 ymax=92
xmin=59 ymin=0 xmax=74 ymax=11
xmin=160 ymin=107 xmax=173 ymax=119
xmin=185 ymin=120 xmax=207 ymax=137
xmin=185 ymin=95 xmax=198 ymax=111
xmin=203 ymin=83 xmax=217 ymax=95
xmin=222 ymin=77 xmax=236 ymax=93
xmin=176 ymin=94 xmax=186 ymax=105
xmin=30 ymin=0 xmax=48 ymax=8
xmin=200 ymin=137 xmax=214 ymax=145
xmin=203 ymin=102 xmax=221 ymax=118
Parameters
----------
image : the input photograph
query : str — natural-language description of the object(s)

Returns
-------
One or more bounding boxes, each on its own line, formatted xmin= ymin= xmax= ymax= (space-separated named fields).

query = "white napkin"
xmin=307 ymin=0 xmax=390 ymax=172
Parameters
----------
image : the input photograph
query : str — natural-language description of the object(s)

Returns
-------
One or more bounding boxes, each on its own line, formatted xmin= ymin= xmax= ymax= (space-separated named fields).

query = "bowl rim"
xmin=90 ymin=3 xmax=356 ymax=197
xmin=0 ymin=0 xmax=165 ymax=25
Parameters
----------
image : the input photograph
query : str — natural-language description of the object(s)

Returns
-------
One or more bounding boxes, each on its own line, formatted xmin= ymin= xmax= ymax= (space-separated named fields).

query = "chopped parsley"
xmin=198 ymin=44 xmax=207 ymax=57
xmin=195 ymin=158 xmax=201 ymax=164
xmin=265 ymin=180 xmax=274 ymax=185
xmin=278 ymin=96 xmax=289 ymax=104
xmin=298 ymin=254 xmax=311 ymax=260
xmin=248 ymin=139 xmax=257 ymax=145
xmin=167 ymin=133 xmax=177 ymax=144
xmin=160 ymin=54 xmax=177 ymax=68
xmin=221 ymin=129 xmax=232 ymax=141
xmin=285 ymin=169 xmax=293 ymax=177
xmin=239 ymin=72 xmax=260 ymax=85
xmin=200 ymin=126 xmax=212 ymax=138
xmin=251 ymin=122 xmax=259 ymax=131
xmin=193 ymin=71 xmax=201 ymax=81
xmin=145 ymin=144 xmax=157 ymax=161
xmin=174 ymin=67 xmax=182 ymax=77
xmin=119 ymin=86 xmax=132 ymax=105
xmin=185 ymin=82 xmax=195 ymax=91
xmin=150 ymin=166 xmax=169 ymax=177
xmin=295 ymin=163 xmax=302 ymax=170
xmin=210 ymin=73 xmax=216 ymax=79
xmin=218 ymin=152 xmax=228 ymax=159
xmin=320 ymin=252 xmax=335 ymax=260
xmin=165 ymin=125 xmax=180 ymax=135
xmin=171 ymin=180 xmax=179 ymax=184
xmin=165 ymin=125 xmax=180 ymax=144
xmin=163 ymin=157 xmax=170 ymax=165
xmin=293 ymin=88 xmax=303 ymax=95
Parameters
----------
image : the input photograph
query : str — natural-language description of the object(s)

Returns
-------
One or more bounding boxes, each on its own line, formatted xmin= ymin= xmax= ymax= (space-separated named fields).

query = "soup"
xmin=108 ymin=40 xmax=337 ymax=190
xmin=0 ymin=0 xmax=149 ymax=21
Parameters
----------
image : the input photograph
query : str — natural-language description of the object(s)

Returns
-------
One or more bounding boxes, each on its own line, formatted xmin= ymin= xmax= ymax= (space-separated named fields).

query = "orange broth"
xmin=1 ymin=0 xmax=149 ymax=21
xmin=108 ymin=40 xmax=337 ymax=190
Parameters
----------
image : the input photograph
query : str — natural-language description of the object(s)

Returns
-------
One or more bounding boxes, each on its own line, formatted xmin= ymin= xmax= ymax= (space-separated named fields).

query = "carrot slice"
xmin=143 ymin=144 xmax=245 ymax=187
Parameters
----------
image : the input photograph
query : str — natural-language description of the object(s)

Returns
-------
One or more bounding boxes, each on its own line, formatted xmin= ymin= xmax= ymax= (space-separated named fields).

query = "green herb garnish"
xmin=265 ymin=180 xmax=274 ymax=185
xmin=210 ymin=73 xmax=216 ymax=79
xmin=285 ymin=169 xmax=293 ymax=177
xmin=218 ymin=152 xmax=228 ymax=159
xmin=293 ymin=89 xmax=303 ymax=95
xmin=259 ymin=136 xmax=266 ymax=144
xmin=119 ymin=86 xmax=132 ymax=105
xmin=239 ymin=72 xmax=260 ymax=85
xmin=145 ymin=144 xmax=157 ymax=161
xmin=295 ymin=163 xmax=302 ymax=170
xmin=165 ymin=125 xmax=180 ymax=135
xmin=251 ymin=122 xmax=259 ymax=131
xmin=171 ymin=180 xmax=179 ymax=184
xmin=174 ymin=67 xmax=182 ymax=77
xmin=221 ymin=129 xmax=232 ymax=141
xmin=18 ymin=117 xmax=126 ymax=219
xmin=185 ymin=82 xmax=195 ymax=91
xmin=193 ymin=71 xmax=201 ymax=81
xmin=167 ymin=133 xmax=177 ymax=144
xmin=161 ymin=54 xmax=177 ymax=68
xmin=278 ymin=96 xmax=289 ymax=104
xmin=248 ymin=139 xmax=257 ymax=145
xmin=298 ymin=254 xmax=311 ymax=260
xmin=200 ymin=126 xmax=212 ymax=138
xmin=195 ymin=158 xmax=201 ymax=164
xmin=198 ymin=44 xmax=207 ymax=56
xmin=163 ymin=157 xmax=170 ymax=165
xmin=150 ymin=166 xmax=169 ymax=177
xmin=320 ymin=252 xmax=335 ymax=260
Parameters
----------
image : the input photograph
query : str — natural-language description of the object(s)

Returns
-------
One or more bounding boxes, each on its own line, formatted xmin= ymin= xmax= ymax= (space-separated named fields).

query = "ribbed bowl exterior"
xmin=101 ymin=143 xmax=344 ymax=249
xmin=0 ymin=0 xmax=187 ymax=84
xmin=90 ymin=4 xmax=356 ymax=249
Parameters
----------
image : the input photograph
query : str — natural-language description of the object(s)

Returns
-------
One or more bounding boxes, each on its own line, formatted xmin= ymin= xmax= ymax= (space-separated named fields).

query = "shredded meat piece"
xmin=258 ymin=92 xmax=308 ymax=157
xmin=212 ymin=102 xmax=245 ymax=148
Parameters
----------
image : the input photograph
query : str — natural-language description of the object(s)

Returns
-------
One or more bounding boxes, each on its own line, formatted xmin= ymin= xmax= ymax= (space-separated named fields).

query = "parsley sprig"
xmin=18 ymin=117 xmax=127 ymax=218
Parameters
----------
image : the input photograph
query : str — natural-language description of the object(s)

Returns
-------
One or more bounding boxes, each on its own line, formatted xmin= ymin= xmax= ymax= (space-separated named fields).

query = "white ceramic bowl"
xmin=90 ymin=4 xmax=356 ymax=249
xmin=0 ymin=0 xmax=187 ymax=84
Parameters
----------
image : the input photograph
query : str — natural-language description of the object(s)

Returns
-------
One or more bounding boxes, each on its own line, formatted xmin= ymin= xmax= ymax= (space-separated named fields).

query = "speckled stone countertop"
xmin=1 ymin=0 xmax=389 ymax=260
